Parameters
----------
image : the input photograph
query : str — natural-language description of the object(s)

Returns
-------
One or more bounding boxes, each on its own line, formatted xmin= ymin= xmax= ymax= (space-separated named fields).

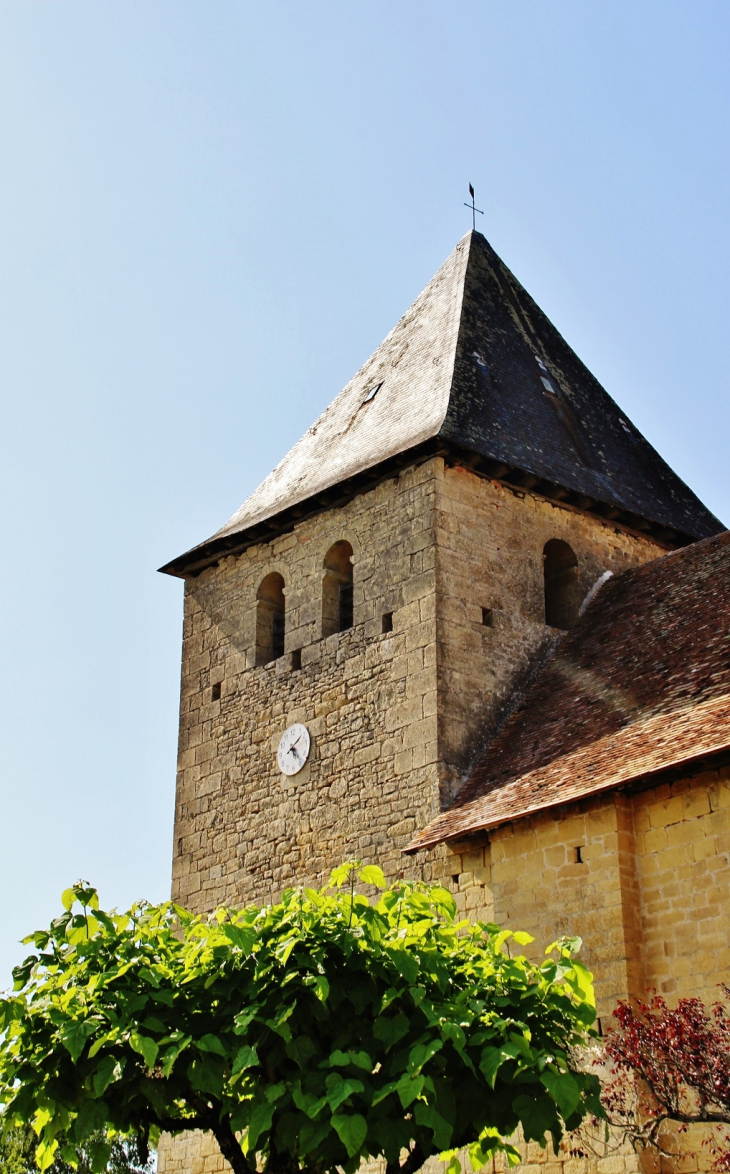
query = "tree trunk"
xmin=207 ymin=1119 xmax=253 ymax=1174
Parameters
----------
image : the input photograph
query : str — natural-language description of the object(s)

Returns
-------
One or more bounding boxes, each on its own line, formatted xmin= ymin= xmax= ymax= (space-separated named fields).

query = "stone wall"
xmin=172 ymin=456 xmax=662 ymax=913
xmin=433 ymin=463 xmax=661 ymax=800
xmin=634 ymin=762 xmax=730 ymax=1006
xmin=430 ymin=768 xmax=730 ymax=1173
xmin=445 ymin=764 xmax=730 ymax=1027
xmin=164 ymin=457 xmax=675 ymax=1174
xmin=467 ymin=794 xmax=643 ymax=1016
xmin=172 ymin=458 xmax=442 ymax=914
xmin=158 ymin=1131 xmax=224 ymax=1174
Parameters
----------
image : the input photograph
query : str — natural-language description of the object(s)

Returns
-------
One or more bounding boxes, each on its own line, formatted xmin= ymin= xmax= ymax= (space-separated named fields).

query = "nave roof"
xmin=408 ymin=529 xmax=730 ymax=851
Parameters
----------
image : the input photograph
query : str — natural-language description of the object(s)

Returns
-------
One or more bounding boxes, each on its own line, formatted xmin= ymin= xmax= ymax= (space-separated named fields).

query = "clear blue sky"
xmin=1 ymin=2 xmax=728 ymax=981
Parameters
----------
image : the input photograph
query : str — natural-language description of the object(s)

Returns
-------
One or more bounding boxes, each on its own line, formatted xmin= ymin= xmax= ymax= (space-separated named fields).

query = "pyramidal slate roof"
xmin=161 ymin=231 xmax=722 ymax=576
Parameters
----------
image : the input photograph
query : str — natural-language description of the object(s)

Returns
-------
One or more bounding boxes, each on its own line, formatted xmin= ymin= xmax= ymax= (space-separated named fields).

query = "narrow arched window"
xmin=322 ymin=541 xmax=353 ymax=637
xmin=255 ymin=572 xmax=285 ymax=665
xmin=543 ymin=539 xmax=580 ymax=629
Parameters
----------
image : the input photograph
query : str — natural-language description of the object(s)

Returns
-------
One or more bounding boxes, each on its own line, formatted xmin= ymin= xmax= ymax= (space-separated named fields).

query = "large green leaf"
xmin=408 ymin=1039 xmax=442 ymax=1073
xmin=299 ymin=1116 xmax=331 ymax=1153
xmin=396 ymin=1073 xmax=425 ymax=1109
xmin=222 ymin=923 xmax=256 ymax=953
xmin=60 ymin=1021 xmax=97 ymax=1063
xmin=373 ymin=1012 xmax=409 ymax=1048
xmin=92 ymin=1056 xmax=121 ymax=1097
xmin=74 ymin=1098 xmax=110 ymax=1142
xmin=325 ymin=1073 xmax=364 ymax=1112
xmin=35 ymin=1138 xmax=58 ymax=1171
xmin=384 ymin=947 xmax=419 ymax=984
xmin=87 ymin=1140 xmax=112 ymax=1174
xmin=331 ymin=1112 xmax=367 ymax=1157
xmin=244 ymin=1102 xmax=275 ymax=1153
xmin=232 ymin=1044 xmax=258 ymax=1075
xmin=327 ymin=1049 xmax=372 ymax=1071
xmin=479 ymin=1046 xmax=508 ymax=1087
xmin=129 ymin=1032 xmax=159 ymax=1070
xmin=512 ymin=1092 xmax=558 ymax=1144
xmin=196 ymin=1033 xmax=227 ymax=1056
xmin=540 ymin=1067 xmax=581 ymax=1118
xmin=414 ymin=1100 xmax=452 ymax=1149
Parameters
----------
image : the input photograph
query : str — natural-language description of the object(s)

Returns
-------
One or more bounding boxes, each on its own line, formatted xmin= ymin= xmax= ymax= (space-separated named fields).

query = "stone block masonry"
xmin=172 ymin=456 xmax=661 ymax=913
xmin=164 ymin=457 xmax=667 ymax=1174
xmin=173 ymin=459 xmax=442 ymax=912
xmin=634 ymin=763 xmax=730 ymax=1006
xmin=433 ymin=465 xmax=661 ymax=803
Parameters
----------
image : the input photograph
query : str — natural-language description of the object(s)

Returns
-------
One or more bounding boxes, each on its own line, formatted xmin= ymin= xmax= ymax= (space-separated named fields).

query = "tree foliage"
xmin=0 ymin=864 xmax=602 ymax=1174
xmin=0 ymin=1122 xmax=35 ymax=1174
xmin=597 ymin=989 xmax=730 ymax=1170
xmin=0 ymin=1125 xmax=152 ymax=1174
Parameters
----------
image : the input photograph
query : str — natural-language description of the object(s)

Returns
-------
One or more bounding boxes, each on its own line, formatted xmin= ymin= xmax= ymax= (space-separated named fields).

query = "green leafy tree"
xmin=0 ymin=1125 xmax=152 ymax=1174
xmin=0 ymin=1122 xmax=35 ymax=1174
xmin=0 ymin=864 xmax=602 ymax=1174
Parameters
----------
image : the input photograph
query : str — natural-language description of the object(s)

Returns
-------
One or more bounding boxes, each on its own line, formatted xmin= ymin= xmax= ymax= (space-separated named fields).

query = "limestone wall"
xmin=436 ymin=769 xmax=730 ymax=1174
xmin=172 ymin=458 xmax=443 ymax=913
xmin=165 ymin=456 xmax=683 ymax=1174
xmin=456 ymin=795 xmax=643 ymax=1017
xmin=433 ymin=464 xmax=662 ymax=801
xmin=172 ymin=455 xmax=661 ymax=912
xmin=634 ymin=762 xmax=730 ymax=1005
xmin=447 ymin=766 xmax=730 ymax=1019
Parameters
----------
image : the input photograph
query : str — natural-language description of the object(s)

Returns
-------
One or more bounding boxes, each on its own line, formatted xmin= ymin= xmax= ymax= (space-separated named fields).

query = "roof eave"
xmin=158 ymin=439 xmax=449 ymax=578
xmin=159 ymin=439 xmax=699 ymax=579
xmin=404 ymin=738 xmax=730 ymax=854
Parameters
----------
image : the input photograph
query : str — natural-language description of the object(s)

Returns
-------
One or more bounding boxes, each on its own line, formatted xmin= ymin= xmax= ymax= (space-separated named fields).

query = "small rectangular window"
xmin=382 ymin=611 xmax=393 ymax=633
xmin=481 ymin=608 xmax=493 ymax=627
xmin=362 ymin=382 xmax=382 ymax=404
xmin=572 ymin=845 xmax=584 ymax=864
xmin=211 ymin=682 xmax=221 ymax=702
xmin=291 ymin=649 xmax=302 ymax=671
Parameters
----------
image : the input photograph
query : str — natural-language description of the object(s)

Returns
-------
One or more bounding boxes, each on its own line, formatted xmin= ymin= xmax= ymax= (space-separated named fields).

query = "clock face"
xmin=277 ymin=723 xmax=311 ymax=776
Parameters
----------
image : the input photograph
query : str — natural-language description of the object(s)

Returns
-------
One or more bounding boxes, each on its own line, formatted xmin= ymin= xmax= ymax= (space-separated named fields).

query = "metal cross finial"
xmin=464 ymin=183 xmax=484 ymax=232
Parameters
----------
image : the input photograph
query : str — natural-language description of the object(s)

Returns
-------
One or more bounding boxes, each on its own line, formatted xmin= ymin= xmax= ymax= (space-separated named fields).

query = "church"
xmin=159 ymin=231 xmax=730 ymax=1173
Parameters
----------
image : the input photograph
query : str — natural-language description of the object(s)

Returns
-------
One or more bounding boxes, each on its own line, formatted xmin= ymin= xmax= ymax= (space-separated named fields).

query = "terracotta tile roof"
xmin=160 ymin=233 xmax=721 ymax=577
xmin=407 ymin=531 xmax=730 ymax=851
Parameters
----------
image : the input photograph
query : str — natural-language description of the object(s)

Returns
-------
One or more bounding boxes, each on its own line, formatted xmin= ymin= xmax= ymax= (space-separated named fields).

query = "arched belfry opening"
xmin=322 ymin=541 xmax=353 ymax=637
xmin=255 ymin=572 xmax=285 ymax=665
xmin=543 ymin=539 xmax=581 ymax=630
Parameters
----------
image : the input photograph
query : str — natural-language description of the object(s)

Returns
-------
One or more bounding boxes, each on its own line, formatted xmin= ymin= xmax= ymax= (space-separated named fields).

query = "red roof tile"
xmin=407 ymin=531 xmax=730 ymax=852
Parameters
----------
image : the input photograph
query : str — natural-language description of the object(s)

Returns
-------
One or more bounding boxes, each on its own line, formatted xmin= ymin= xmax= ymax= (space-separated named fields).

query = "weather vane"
xmin=464 ymin=183 xmax=484 ymax=232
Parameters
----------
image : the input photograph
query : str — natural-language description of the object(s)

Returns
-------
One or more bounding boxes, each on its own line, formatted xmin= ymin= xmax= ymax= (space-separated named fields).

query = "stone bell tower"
xmin=160 ymin=230 xmax=719 ymax=915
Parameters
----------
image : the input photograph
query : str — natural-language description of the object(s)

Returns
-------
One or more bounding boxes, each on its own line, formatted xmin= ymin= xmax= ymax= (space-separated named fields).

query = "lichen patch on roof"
xmin=407 ymin=530 xmax=730 ymax=851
